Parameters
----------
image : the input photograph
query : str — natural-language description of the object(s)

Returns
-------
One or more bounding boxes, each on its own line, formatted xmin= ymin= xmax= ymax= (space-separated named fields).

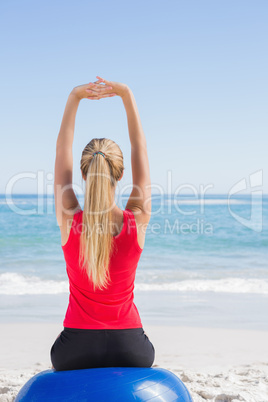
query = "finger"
xmin=86 ymin=91 xmax=112 ymax=99
xmin=92 ymin=81 xmax=107 ymax=87
xmin=87 ymin=83 xmax=101 ymax=91
xmin=87 ymin=93 xmax=117 ymax=100
xmin=87 ymin=92 xmax=100 ymax=97
xmin=100 ymin=93 xmax=117 ymax=98
xmin=93 ymin=80 xmax=107 ymax=85
xmin=88 ymin=81 xmax=110 ymax=88
xmin=86 ymin=88 xmax=101 ymax=93
xmin=87 ymin=84 xmax=113 ymax=92
xmin=96 ymin=76 xmax=112 ymax=86
xmin=87 ymin=93 xmax=116 ymax=98
xmin=98 ymin=84 xmax=113 ymax=91
xmin=86 ymin=86 xmax=112 ymax=95
xmin=86 ymin=91 xmax=100 ymax=97
xmin=90 ymin=80 xmax=110 ymax=86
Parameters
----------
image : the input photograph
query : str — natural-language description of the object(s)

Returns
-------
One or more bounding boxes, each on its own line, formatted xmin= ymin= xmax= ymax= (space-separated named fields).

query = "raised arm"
xmin=54 ymin=82 xmax=116 ymax=228
xmin=122 ymin=89 xmax=151 ymax=218
xmin=54 ymin=91 xmax=81 ymax=227
xmin=95 ymin=76 xmax=151 ymax=220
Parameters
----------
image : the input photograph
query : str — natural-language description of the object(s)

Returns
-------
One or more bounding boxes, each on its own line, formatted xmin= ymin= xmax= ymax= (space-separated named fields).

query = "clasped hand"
xmin=71 ymin=76 xmax=129 ymax=101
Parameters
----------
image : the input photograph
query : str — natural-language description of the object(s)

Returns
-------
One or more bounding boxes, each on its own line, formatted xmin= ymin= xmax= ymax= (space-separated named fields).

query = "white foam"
xmin=0 ymin=273 xmax=68 ymax=295
xmin=1 ymin=273 xmax=268 ymax=295
xmin=135 ymin=278 xmax=268 ymax=294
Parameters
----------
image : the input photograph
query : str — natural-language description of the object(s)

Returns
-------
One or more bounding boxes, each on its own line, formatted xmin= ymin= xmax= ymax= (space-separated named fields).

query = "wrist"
xmin=121 ymin=86 xmax=132 ymax=100
xmin=70 ymin=88 xmax=81 ymax=101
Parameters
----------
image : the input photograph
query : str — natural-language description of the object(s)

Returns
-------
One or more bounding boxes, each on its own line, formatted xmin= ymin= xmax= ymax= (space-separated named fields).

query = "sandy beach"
xmin=0 ymin=323 xmax=267 ymax=401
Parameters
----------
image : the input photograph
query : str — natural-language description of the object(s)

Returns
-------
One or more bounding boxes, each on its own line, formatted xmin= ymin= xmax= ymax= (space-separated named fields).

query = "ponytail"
xmin=79 ymin=138 xmax=124 ymax=291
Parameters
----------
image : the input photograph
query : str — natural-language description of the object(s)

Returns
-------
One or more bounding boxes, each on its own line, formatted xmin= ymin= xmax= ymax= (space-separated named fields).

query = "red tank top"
xmin=61 ymin=208 xmax=143 ymax=329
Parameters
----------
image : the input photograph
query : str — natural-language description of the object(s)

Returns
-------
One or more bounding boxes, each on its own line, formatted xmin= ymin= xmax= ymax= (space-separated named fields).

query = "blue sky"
xmin=0 ymin=0 xmax=267 ymax=195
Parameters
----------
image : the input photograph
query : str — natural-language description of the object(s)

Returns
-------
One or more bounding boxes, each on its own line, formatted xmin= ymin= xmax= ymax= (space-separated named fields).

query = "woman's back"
xmin=62 ymin=208 xmax=143 ymax=329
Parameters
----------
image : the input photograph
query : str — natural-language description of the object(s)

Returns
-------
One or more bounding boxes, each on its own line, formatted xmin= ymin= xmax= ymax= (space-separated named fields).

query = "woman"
xmin=50 ymin=76 xmax=155 ymax=371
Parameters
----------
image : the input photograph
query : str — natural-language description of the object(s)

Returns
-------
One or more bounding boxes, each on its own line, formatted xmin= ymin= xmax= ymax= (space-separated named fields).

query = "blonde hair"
xmin=79 ymin=138 xmax=124 ymax=291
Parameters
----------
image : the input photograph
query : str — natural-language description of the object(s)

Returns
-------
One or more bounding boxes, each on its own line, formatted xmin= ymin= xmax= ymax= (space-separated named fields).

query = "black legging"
xmin=50 ymin=327 xmax=155 ymax=371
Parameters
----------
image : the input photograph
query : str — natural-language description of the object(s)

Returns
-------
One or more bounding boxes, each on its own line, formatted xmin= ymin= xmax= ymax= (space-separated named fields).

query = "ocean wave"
xmin=1 ymin=273 xmax=268 ymax=295
xmin=0 ymin=273 xmax=68 ymax=295
xmin=135 ymin=278 xmax=268 ymax=294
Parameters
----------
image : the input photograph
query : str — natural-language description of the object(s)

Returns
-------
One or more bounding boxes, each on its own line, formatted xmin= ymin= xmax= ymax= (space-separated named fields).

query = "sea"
xmin=0 ymin=193 xmax=267 ymax=330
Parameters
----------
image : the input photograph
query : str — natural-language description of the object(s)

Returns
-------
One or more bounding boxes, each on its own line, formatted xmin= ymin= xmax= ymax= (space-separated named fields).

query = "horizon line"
xmin=1 ymin=193 xmax=268 ymax=197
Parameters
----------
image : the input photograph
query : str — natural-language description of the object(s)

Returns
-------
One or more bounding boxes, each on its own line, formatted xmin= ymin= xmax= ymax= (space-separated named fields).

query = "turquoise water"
xmin=0 ymin=194 xmax=267 ymax=328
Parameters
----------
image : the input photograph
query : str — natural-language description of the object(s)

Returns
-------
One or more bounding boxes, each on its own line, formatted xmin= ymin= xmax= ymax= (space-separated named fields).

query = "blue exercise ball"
xmin=15 ymin=367 xmax=193 ymax=401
